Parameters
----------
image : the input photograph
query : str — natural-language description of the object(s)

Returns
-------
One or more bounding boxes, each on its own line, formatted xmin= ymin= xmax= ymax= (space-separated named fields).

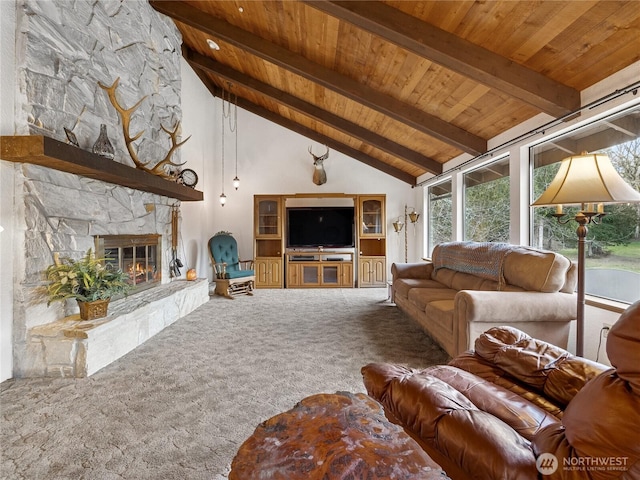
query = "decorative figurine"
xmin=92 ymin=124 xmax=115 ymax=160
xmin=64 ymin=127 xmax=79 ymax=147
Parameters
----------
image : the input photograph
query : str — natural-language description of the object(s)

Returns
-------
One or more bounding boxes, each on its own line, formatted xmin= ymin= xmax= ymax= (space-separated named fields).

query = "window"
xmin=531 ymin=107 xmax=640 ymax=304
xmin=463 ymin=157 xmax=510 ymax=242
xmin=428 ymin=180 xmax=452 ymax=254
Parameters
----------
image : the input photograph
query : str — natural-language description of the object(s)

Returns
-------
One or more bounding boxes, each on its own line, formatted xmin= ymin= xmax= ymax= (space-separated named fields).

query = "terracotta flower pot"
xmin=77 ymin=299 xmax=110 ymax=321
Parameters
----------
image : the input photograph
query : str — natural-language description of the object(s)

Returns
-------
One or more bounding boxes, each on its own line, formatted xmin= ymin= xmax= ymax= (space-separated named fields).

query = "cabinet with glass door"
xmin=254 ymin=196 xmax=284 ymax=288
xmin=357 ymin=195 xmax=386 ymax=287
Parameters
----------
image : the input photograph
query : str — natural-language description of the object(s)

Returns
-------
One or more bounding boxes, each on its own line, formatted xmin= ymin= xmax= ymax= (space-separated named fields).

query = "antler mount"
xmin=98 ymin=78 xmax=190 ymax=180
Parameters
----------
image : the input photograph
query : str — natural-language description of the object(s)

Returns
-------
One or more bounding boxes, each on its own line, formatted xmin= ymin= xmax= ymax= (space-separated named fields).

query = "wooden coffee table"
xmin=229 ymin=391 xmax=449 ymax=479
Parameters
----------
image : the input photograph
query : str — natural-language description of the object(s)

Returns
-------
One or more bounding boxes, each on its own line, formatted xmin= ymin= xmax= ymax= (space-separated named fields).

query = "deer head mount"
xmin=98 ymin=78 xmax=190 ymax=180
xmin=308 ymin=145 xmax=329 ymax=186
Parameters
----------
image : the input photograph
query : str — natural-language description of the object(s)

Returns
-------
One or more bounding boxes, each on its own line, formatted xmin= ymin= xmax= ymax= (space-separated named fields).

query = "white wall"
xmin=0 ymin=0 xmax=17 ymax=383
xmin=179 ymin=60 xmax=419 ymax=283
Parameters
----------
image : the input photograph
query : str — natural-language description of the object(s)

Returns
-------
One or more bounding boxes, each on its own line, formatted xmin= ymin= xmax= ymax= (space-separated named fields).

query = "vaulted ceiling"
xmin=149 ymin=0 xmax=640 ymax=185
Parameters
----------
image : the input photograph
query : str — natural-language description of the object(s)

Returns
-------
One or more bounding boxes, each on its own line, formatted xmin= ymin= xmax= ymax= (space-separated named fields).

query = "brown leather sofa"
xmin=392 ymin=241 xmax=577 ymax=357
xmin=362 ymin=300 xmax=640 ymax=480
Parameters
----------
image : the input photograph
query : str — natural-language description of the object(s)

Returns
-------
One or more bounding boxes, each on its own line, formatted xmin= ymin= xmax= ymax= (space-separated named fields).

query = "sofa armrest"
xmin=391 ymin=261 xmax=433 ymax=280
xmin=532 ymin=372 xmax=640 ymax=479
xmin=455 ymin=291 xmax=576 ymax=324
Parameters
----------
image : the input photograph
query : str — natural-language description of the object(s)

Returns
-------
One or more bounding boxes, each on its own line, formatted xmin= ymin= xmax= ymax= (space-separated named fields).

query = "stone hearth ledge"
xmin=26 ymin=279 xmax=209 ymax=378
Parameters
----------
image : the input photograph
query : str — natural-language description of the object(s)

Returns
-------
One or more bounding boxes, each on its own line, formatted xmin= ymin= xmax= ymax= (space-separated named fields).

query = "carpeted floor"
xmin=1 ymin=288 xmax=449 ymax=480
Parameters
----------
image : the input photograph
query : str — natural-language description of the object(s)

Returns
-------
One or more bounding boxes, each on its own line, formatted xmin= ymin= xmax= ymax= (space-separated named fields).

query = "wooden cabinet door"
xmin=359 ymin=256 xmax=386 ymax=287
xmin=255 ymin=196 xmax=282 ymax=238
xmin=301 ymin=265 xmax=321 ymax=286
xmin=256 ymin=259 xmax=269 ymax=286
xmin=287 ymin=263 xmax=301 ymax=287
xmin=359 ymin=258 xmax=373 ymax=286
xmin=266 ymin=259 xmax=282 ymax=287
xmin=340 ymin=262 xmax=354 ymax=287
xmin=256 ymin=258 xmax=282 ymax=288
xmin=359 ymin=196 xmax=385 ymax=238
xmin=371 ymin=257 xmax=386 ymax=285
xmin=321 ymin=265 xmax=338 ymax=285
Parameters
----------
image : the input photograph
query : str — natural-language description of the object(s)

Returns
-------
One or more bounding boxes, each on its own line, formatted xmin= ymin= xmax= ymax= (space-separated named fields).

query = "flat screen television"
xmin=287 ymin=207 xmax=355 ymax=248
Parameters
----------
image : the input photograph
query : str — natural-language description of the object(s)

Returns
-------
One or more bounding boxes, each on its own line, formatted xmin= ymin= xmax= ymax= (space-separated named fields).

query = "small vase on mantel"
xmin=92 ymin=124 xmax=115 ymax=160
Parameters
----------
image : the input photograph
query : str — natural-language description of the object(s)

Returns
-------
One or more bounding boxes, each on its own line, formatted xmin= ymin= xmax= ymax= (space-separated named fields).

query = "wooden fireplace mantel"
xmin=0 ymin=135 xmax=203 ymax=202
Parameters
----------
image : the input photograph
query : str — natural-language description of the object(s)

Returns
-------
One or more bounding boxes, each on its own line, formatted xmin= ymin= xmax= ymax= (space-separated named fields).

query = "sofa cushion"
xmin=474 ymin=327 xmax=607 ymax=407
xmin=407 ymin=287 xmax=457 ymax=311
xmin=424 ymin=300 xmax=455 ymax=334
xmin=425 ymin=365 xmax=559 ymax=441
xmin=503 ymin=247 xmax=571 ymax=292
xmin=394 ymin=278 xmax=445 ymax=300
xmin=450 ymin=352 xmax=565 ymax=418
xmin=432 ymin=267 xmax=500 ymax=291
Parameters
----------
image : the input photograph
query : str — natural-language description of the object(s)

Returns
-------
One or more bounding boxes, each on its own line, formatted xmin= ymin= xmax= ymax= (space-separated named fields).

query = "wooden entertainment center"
xmin=254 ymin=194 xmax=386 ymax=289
xmin=286 ymin=251 xmax=354 ymax=288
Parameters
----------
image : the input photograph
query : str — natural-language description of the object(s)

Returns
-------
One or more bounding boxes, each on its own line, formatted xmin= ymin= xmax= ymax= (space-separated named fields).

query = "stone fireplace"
xmin=13 ymin=164 xmax=210 ymax=378
xmin=6 ymin=0 xmax=209 ymax=378
xmin=95 ymin=234 xmax=162 ymax=295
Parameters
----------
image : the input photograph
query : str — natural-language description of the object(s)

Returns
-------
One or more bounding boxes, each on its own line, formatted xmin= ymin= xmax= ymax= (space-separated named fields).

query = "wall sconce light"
xmin=408 ymin=207 xmax=420 ymax=224
xmin=392 ymin=216 xmax=404 ymax=233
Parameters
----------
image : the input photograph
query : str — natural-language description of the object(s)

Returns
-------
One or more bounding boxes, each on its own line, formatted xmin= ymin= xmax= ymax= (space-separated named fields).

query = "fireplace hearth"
xmin=95 ymin=234 xmax=162 ymax=294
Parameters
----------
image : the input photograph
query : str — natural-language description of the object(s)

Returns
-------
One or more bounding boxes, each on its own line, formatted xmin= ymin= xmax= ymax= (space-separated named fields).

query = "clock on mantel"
xmin=0 ymin=135 xmax=203 ymax=202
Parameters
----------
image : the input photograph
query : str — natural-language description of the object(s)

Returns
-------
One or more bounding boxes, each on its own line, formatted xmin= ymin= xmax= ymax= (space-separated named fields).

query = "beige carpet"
xmin=1 ymin=288 xmax=449 ymax=480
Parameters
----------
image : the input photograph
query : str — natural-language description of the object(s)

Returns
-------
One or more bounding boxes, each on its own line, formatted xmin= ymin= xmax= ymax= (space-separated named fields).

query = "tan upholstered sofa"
xmin=392 ymin=241 xmax=577 ymax=357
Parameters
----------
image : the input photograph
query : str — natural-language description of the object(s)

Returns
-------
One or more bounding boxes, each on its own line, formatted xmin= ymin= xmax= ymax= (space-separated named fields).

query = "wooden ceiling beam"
xmin=183 ymin=47 xmax=442 ymax=176
xmin=303 ymin=0 xmax=580 ymax=118
xmin=188 ymin=67 xmax=417 ymax=185
xmin=149 ymin=0 xmax=486 ymax=156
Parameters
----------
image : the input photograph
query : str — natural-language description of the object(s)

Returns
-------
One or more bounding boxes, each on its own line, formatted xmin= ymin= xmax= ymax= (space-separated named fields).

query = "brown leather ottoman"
xmin=229 ymin=391 xmax=449 ymax=479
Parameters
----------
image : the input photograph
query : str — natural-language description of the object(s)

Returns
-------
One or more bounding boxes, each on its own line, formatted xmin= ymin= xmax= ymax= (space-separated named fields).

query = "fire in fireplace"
xmin=95 ymin=234 xmax=162 ymax=294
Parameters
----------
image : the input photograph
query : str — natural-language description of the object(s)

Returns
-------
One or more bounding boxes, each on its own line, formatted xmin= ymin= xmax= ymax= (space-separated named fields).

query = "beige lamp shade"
xmin=532 ymin=152 xmax=640 ymax=206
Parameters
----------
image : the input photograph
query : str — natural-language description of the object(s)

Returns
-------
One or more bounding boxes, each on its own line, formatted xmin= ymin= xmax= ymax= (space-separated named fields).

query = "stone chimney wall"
xmin=16 ymin=0 xmax=182 ymax=163
xmin=10 ymin=0 xmax=185 ymax=377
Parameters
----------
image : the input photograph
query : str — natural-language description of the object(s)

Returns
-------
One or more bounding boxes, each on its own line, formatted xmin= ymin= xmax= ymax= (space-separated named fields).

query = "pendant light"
xmin=232 ymin=92 xmax=240 ymax=190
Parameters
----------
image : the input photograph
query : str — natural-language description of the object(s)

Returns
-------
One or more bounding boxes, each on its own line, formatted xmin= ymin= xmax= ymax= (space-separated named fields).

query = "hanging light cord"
xmin=221 ymin=91 xmax=225 ymax=195
xmin=234 ymin=95 xmax=239 ymax=181
xmin=221 ymin=87 xmax=239 ymax=193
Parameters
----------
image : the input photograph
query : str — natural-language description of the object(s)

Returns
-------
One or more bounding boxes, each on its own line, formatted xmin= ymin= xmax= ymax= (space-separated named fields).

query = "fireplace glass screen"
xmin=95 ymin=234 xmax=161 ymax=293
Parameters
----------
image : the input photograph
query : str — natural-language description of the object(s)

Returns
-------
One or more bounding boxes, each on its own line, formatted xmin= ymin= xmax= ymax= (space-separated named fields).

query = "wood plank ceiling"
xmin=149 ymin=0 xmax=640 ymax=185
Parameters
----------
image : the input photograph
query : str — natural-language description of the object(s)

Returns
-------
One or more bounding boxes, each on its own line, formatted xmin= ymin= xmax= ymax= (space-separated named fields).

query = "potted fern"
xmin=45 ymin=249 xmax=130 ymax=320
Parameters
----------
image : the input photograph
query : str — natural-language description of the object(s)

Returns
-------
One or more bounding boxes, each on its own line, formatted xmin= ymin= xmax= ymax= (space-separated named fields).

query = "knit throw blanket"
xmin=433 ymin=241 xmax=514 ymax=288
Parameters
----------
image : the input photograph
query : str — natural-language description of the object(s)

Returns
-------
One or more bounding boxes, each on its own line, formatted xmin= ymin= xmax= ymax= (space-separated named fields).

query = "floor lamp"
xmin=532 ymin=152 xmax=640 ymax=356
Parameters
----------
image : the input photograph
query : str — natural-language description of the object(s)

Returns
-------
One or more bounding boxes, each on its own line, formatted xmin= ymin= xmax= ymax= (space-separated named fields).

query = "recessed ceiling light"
xmin=238 ymin=6 xmax=244 ymax=13
xmin=207 ymin=39 xmax=220 ymax=51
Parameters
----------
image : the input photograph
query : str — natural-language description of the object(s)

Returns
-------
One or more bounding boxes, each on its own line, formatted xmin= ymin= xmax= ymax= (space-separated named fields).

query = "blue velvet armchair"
xmin=208 ymin=232 xmax=255 ymax=298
